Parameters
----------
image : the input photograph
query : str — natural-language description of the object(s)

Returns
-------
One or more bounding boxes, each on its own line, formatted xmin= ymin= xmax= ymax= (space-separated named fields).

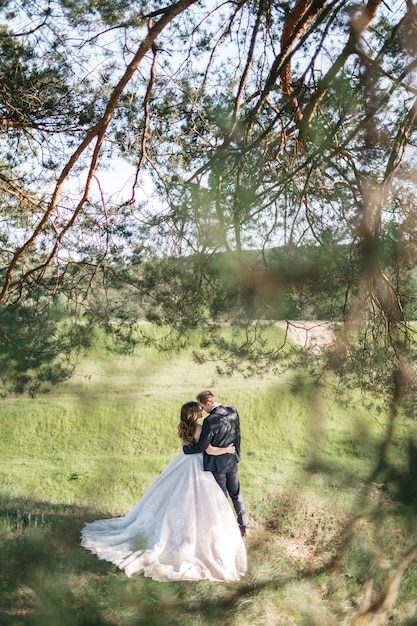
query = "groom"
xmin=183 ymin=389 xmax=249 ymax=536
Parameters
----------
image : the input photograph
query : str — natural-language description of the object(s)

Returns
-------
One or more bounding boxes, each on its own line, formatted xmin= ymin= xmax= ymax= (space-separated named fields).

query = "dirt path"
xmin=275 ymin=321 xmax=336 ymax=354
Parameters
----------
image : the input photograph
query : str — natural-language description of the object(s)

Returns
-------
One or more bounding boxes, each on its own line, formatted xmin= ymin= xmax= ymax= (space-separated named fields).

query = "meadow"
xmin=1 ymin=325 xmax=417 ymax=625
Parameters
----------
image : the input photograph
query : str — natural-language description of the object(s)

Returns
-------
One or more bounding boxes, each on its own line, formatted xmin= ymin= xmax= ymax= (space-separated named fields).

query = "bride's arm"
xmin=191 ymin=423 xmax=235 ymax=455
xmin=205 ymin=443 xmax=236 ymax=456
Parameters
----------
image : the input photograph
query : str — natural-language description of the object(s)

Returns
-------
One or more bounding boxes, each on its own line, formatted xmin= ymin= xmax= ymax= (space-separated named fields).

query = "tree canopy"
xmin=0 ymin=0 xmax=417 ymax=396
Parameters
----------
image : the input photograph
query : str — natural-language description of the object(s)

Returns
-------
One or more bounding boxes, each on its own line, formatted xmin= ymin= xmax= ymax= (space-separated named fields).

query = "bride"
xmin=81 ymin=401 xmax=247 ymax=582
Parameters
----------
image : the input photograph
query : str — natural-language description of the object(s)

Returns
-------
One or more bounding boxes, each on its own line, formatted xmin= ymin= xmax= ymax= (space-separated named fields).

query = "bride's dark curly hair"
xmin=178 ymin=401 xmax=200 ymax=446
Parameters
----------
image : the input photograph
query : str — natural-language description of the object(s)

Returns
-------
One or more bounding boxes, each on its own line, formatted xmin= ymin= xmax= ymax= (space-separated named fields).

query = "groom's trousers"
xmin=212 ymin=467 xmax=249 ymax=532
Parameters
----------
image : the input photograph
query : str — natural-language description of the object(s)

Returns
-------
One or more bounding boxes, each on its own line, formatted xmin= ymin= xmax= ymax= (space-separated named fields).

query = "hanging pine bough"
xmin=0 ymin=1 xmax=415 ymax=393
xmin=0 ymin=1 xmax=416 ymax=398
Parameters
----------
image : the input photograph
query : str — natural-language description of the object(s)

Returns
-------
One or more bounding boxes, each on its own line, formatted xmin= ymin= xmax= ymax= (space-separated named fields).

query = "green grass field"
xmin=1 ymin=326 xmax=417 ymax=625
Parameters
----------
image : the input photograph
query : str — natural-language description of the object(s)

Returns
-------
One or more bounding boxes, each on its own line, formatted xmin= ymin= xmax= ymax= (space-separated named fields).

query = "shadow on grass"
xmin=0 ymin=496 xmax=115 ymax=625
xmin=4 ymin=480 xmax=416 ymax=626
xmin=0 ymin=496 xmax=284 ymax=626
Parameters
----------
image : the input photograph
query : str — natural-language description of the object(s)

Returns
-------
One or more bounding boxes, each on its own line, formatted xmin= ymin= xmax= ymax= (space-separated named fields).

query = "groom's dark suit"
xmin=183 ymin=404 xmax=249 ymax=534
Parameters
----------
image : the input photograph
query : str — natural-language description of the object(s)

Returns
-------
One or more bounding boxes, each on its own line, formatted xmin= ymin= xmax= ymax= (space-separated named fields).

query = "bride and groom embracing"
xmin=81 ymin=390 xmax=249 ymax=581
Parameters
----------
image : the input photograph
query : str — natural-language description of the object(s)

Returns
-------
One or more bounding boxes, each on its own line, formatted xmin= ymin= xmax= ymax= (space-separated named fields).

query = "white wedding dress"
xmin=81 ymin=452 xmax=247 ymax=582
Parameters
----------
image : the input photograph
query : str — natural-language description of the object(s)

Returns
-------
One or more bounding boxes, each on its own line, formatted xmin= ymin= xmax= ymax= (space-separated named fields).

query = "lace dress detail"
xmin=81 ymin=452 xmax=247 ymax=582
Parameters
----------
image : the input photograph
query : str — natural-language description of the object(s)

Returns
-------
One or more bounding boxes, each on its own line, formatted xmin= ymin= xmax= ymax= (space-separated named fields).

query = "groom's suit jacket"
xmin=183 ymin=404 xmax=241 ymax=473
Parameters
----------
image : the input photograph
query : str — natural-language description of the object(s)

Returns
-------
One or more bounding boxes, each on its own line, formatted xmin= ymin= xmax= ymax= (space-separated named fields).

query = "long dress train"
xmin=81 ymin=452 xmax=247 ymax=582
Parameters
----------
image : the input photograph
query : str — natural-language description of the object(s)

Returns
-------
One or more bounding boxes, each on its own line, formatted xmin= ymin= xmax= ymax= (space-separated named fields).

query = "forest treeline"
xmin=84 ymin=238 xmax=417 ymax=327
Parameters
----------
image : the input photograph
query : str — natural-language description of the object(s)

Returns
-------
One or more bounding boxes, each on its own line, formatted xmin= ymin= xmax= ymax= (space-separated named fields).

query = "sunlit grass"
xmin=1 ymin=325 xmax=417 ymax=624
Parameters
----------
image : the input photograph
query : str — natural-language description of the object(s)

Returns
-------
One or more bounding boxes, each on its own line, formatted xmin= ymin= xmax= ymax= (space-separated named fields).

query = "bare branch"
xmin=0 ymin=0 xmax=200 ymax=304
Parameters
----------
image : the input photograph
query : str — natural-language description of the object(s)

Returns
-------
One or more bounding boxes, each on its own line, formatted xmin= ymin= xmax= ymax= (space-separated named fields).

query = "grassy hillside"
xmin=1 ymin=326 xmax=417 ymax=625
